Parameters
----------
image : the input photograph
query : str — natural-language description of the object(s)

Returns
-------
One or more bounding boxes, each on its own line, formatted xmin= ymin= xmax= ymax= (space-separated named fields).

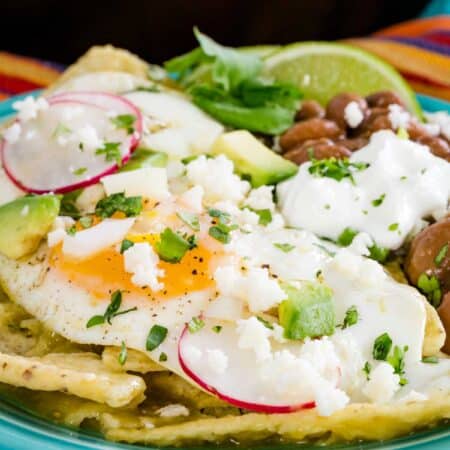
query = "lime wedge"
xmin=263 ymin=42 xmax=422 ymax=117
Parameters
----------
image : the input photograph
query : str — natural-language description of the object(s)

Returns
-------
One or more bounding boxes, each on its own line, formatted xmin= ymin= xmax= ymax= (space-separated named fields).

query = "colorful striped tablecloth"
xmin=0 ymin=15 xmax=449 ymax=101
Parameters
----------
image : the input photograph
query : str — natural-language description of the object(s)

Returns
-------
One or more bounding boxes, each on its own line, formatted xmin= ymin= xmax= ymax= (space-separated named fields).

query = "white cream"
xmin=277 ymin=131 xmax=450 ymax=249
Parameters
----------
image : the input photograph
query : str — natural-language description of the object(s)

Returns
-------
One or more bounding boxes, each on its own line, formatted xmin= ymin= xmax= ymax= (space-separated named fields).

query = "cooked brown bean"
xmin=417 ymin=135 xmax=450 ymax=162
xmin=337 ymin=137 xmax=369 ymax=151
xmin=366 ymin=91 xmax=404 ymax=108
xmin=358 ymin=107 xmax=393 ymax=137
xmin=279 ymin=118 xmax=343 ymax=151
xmin=295 ymin=100 xmax=325 ymax=121
xmin=407 ymin=121 xmax=429 ymax=141
xmin=405 ymin=217 xmax=450 ymax=293
xmin=437 ymin=292 xmax=450 ymax=354
xmin=326 ymin=93 xmax=368 ymax=129
xmin=283 ymin=138 xmax=351 ymax=165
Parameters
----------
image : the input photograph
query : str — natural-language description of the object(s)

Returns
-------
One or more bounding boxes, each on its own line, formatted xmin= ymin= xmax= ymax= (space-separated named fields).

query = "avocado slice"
xmin=211 ymin=130 xmax=298 ymax=187
xmin=279 ymin=281 xmax=335 ymax=340
xmin=0 ymin=194 xmax=60 ymax=259
xmin=120 ymin=148 xmax=168 ymax=172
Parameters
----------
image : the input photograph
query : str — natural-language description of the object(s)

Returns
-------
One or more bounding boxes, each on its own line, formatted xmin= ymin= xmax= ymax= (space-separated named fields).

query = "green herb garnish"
xmin=188 ymin=316 xmax=205 ymax=333
xmin=274 ymin=243 xmax=295 ymax=253
xmin=95 ymin=142 xmax=122 ymax=166
xmin=146 ymin=325 xmax=168 ymax=351
xmin=120 ymin=239 xmax=135 ymax=254
xmin=60 ymin=189 xmax=82 ymax=219
xmin=66 ymin=225 xmax=77 ymax=236
xmin=156 ymin=228 xmax=197 ymax=263
xmin=118 ymin=341 xmax=127 ymax=365
xmin=177 ymin=211 xmax=200 ymax=231
xmin=372 ymin=332 xmax=393 ymax=361
xmin=159 ymin=352 xmax=168 ymax=362
xmin=417 ymin=272 xmax=442 ymax=307
xmin=52 ymin=122 xmax=71 ymax=139
xmin=337 ymin=227 xmax=358 ymax=246
xmin=79 ymin=216 xmax=93 ymax=229
xmin=212 ymin=325 xmax=222 ymax=333
xmin=434 ymin=243 xmax=448 ymax=267
xmin=422 ymin=356 xmax=439 ymax=364
xmin=341 ymin=305 xmax=358 ymax=329
xmin=362 ymin=361 xmax=372 ymax=380
xmin=73 ymin=167 xmax=87 ymax=176
xmin=388 ymin=222 xmax=399 ymax=231
xmin=95 ymin=192 xmax=142 ymax=218
xmin=246 ymin=207 xmax=272 ymax=226
xmin=371 ymin=193 xmax=386 ymax=207
xmin=308 ymin=157 xmax=369 ymax=184
xmin=110 ymin=114 xmax=136 ymax=135
xmin=86 ymin=290 xmax=137 ymax=328
xmin=256 ymin=316 xmax=274 ymax=330
xmin=387 ymin=345 xmax=408 ymax=377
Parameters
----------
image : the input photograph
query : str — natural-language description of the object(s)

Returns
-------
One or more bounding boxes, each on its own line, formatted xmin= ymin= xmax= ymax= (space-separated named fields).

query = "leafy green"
xmin=120 ymin=148 xmax=168 ymax=172
xmin=279 ymin=281 xmax=335 ymax=340
xmin=273 ymin=243 xmax=295 ymax=253
xmin=337 ymin=227 xmax=358 ymax=246
xmin=387 ymin=345 xmax=408 ymax=377
xmin=212 ymin=325 xmax=222 ymax=333
xmin=73 ymin=167 xmax=87 ymax=176
xmin=208 ymin=208 xmax=237 ymax=244
xmin=159 ymin=352 xmax=168 ymax=362
xmin=188 ymin=316 xmax=205 ymax=333
xmin=95 ymin=193 xmax=142 ymax=218
xmin=110 ymin=114 xmax=136 ymax=135
xmin=95 ymin=142 xmax=122 ymax=166
xmin=371 ymin=193 xmax=386 ymax=207
xmin=372 ymin=332 xmax=392 ymax=361
xmin=86 ymin=290 xmax=137 ymax=328
xmin=60 ymin=189 xmax=82 ymax=219
xmin=246 ymin=207 xmax=272 ymax=226
xmin=388 ymin=222 xmax=399 ymax=231
xmin=417 ymin=272 xmax=442 ymax=307
xmin=146 ymin=325 xmax=168 ymax=351
xmin=368 ymin=244 xmax=390 ymax=263
xmin=120 ymin=239 xmax=135 ymax=254
xmin=341 ymin=305 xmax=358 ymax=329
xmin=156 ymin=228 xmax=197 ymax=263
xmin=308 ymin=157 xmax=369 ymax=184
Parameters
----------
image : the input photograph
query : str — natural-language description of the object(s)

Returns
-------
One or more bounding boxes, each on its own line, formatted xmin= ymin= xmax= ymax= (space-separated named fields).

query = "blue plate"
xmin=0 ymin=91 xmax=449 ymax=450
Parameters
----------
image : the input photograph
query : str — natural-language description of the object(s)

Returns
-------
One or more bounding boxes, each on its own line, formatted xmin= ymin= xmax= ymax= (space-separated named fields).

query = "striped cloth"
xmin=0 ymin=15 xmax=449 ymax=101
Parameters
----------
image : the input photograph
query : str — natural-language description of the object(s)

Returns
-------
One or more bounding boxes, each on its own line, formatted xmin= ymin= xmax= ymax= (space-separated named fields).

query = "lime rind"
xmin=263 ymin=41 xmax=422 ymax=117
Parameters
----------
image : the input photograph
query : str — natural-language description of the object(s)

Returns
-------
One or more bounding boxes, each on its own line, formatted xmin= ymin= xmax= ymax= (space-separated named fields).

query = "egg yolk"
xmin=49 ymin=234 xmax=216 ymax=301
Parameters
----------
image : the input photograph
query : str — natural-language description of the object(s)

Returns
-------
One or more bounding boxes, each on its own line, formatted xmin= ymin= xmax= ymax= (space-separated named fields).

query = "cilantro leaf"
xmin=337 ymin=227 xmax=358 ymax=246
xmin=73 ymin=167 xmax=87 ymax=176
xmin=362 ymin=361 xmax=372 ymax=380
xmin=118 ymin=341 xmax=127 ymax=365
xmin=368 ymin=244 xmax=390 ymax=263
xmin=308 ymin=157 xmax=369 ymax=184
xmin=387 ymin=345 xmax=408 ymax=377
xmin=188 ymin=316 xmax=205 ymax=333
xmin=212 ymin=325 xmax=222 ymax=333
xmin=79 ymin=216 xmax=93 ymax=229
xmin=95 ymin=142 xmax=122 ymax=167
xmin=110 ymin=114 xmax=136 ymax=135
xmin=417 ymin=273 xmax=442 ymax=307
xmin=422 ymin=356 xmax=439 ymax=364
xmin=60 ymin=189 xmax=82 ymax=219
xmin=159 ymin=352 xmax=168 ymax=362
xmin=146 ymin=324 xmax=168 ymax=351
xmin=342 ymin=305 xmax=358 ymax=329
xmin=257 ymin=316 xmax=274 ymax=330
xmin=435 ymin=243 xmax=448 ymax=267
xmin=95 ymin=192 xmax=142 ymax=218
xmin=156 ymin=227 xmax=197 ymax=263
xmin=372 ymin=332 xmax=393 ymax=361
xmin=177 ymin=211 xmax=200 ymax=231
xmin=246 ymin=207 xmax=272 ymax=226
xmin=388 ymin=222 xmax=399 ymax=231
xmin=371 ymin=193 xmax=386 ymax=207
xmin=120 ymin=239 xmax=135 ymax=254
xmin=274 ymin=243 xmax=295 ymax=253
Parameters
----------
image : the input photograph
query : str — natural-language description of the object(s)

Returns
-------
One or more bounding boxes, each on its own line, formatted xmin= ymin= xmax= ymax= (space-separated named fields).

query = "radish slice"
xmin=1 ymin=92 xmax=142 ymax=194
xmin=178 ymin=319 xmax=317 ymax=413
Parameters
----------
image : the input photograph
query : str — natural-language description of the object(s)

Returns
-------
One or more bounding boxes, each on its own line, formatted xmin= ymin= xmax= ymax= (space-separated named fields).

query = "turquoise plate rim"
xmin=0 ymin=91 xmax=449 ymax=450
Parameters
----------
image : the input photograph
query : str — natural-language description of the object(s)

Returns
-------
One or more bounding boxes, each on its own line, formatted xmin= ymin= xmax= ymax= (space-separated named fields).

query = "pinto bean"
xmin=405 ymin=217 xmax=450 ymax=293
xmin=366 ymin=91 xmax=404 ymax=108
xmin=417 ymin=135 xmax=450 ymax=162
xmin=279 ymin=118 xmax=343 ymax=151
xmin=283 ymin=138 xmax=351 ymax=165
xmin=337 ymin=137 xmax=369 ymax=151
xmin=437 ymin=292 xmax=450 ymax=354
xmin=295 ymin=100 xmax=325 ymax=121
xmin=357 ymin=107 xmax=393 ymax=137
xmin=326 ymin=93 xmax=368 ymax=129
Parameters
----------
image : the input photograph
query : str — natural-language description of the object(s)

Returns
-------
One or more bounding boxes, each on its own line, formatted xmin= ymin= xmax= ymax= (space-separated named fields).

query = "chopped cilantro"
xmin=118 ymin=341 xmax=127 ymax=365
xmin=387 ymin=345 xmax=408 ymax=377
xmin=110 ymin=114 xmax=136 ymax=135
xmin=422 ymin=356 xmax=439 ymax=364
xmin=313 ymin=243 xmax=336 ymax=257
xmin=79 ymin=216 xmax=93 ymax=229
xmin=208 ymin=208 xmax=231 ymax=224
xmin=95 ymin=142 xmax=122 ymax=167
xmin=245 ymin=207 xmax=272 ymax=226
xmin=308 ymin=157 xmax=369 ymax=184
xmin=400 ymin=176 xmax=407 ymax=181
xmin=372 ymin=332 xmax=393 ymax=361
xmin=257 ymin=316 xmax=274 ymax=330
xmin=177 ymin=211 xmax=200 ymax=231
xmin=66 ymin=225 xmax=77 ymax=236
xmin=209 ymin=223 xmax=236 ymax=244
xmin=337 ymin=227 xmax=358 ymax=246
xmin=368 ymin=244 xmax=390 ymax=263
xmin=120 ymin=239 xmax=135 ymax=254
xmin=159 ymin=352 xmax=168 ymax=362
xmin=274 ymin=243 xmax=295 ymax=253
xmin=388 ymin=223 xmax=399 ymax=231
xmin=95 ymin=192 xmax=142 ymax=218
xmin=417 ymin=273 xmax=442 ymax=307
xmin=52 ymin=122 xmax=71 ymax=139
xmin=73 ymin=167 xmax=87 ymax=176
xmin=341 ymin=305 xmax=358 ymax=329
xmin=146 ymin=325 xmax=168 ymax=351
xmin=156 ymin=227 xmax=197 ymax=263
xmin=86 ymin=290 xmax=137 ymax=328
xmin=362 ymin=361 xmax=372 ymax=380
xmin=371 ymin=193 xmax=386 ymax=207
xmin=212 ymin=325 xmax=222 ymax=333
xmin=60 ymin=189 xmax=82 ymax=219
xmin=434 ymin=243 xmax=448 ymax=267
xmin=188 ymin=316 xmax=205 ymax=333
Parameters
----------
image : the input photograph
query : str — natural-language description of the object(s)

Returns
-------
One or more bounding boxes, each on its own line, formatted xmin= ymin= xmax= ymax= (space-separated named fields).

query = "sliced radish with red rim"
xmin=178 ymin=318 xmax=318 ymax=413
xmin=1 ymin=91 xmax=143 ymax=194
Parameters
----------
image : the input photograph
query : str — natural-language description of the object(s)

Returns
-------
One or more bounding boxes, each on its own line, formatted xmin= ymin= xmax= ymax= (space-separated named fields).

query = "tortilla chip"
xmin=0 ymin=351 xmax=146 ymax=407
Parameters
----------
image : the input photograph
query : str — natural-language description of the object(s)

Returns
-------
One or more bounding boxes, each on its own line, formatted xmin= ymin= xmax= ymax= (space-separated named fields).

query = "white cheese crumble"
xmin=363 ymin=362 xmax=400 ymax=403
xmin=101 ymin=168 xmax=169 ymax=200
xmin=245 ymin=186 xmax=276 ymax=211
xmin=62 ymin=218 xmax=135 ymax=259
xmin=12 ymin=96 xmax=48 ymax=122
xmin=74 ymin=125 xmax=103 ymax=152
xmin=236 ymin=317 xmax=272 ymax=362
xmin=344 ymin=101 xmax=364 ymax=128
xmin=3 ymin=122 xmax=21 ymax=144
xmin=123 ymin=242 xmax=164 ymax=291
xmin=179 ymin=185 xmax=204 ymax=213
xmin=156 ymin=404 xmax=189 ymax=417
xmin=387 ymin=104 xmax=410 ymax=130
xmin=186 ymin=155 xmax=250 ymax=203
xmin=425 ymin=111 xmax=450 ymax=140
xmin=206 ymin=349 xmax=229 ymax=374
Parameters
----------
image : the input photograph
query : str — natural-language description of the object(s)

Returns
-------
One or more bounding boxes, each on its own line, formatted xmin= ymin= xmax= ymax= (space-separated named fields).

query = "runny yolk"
xmin=49 ymin=234 xmax=216 ymax=301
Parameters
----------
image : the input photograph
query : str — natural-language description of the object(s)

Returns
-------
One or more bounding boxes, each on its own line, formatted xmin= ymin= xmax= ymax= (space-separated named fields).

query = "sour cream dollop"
xmin=277 ymin=131 xmax=450 ymax=249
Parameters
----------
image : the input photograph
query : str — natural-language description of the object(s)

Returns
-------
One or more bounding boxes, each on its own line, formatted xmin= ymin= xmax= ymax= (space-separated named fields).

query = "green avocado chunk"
xmin=279 ymin=281 xmax=335 ymax=340
xmin=120 ymin=148 xmax=168 ymax=172
xmin=0 ymin=194 xmax=60 ymax=259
